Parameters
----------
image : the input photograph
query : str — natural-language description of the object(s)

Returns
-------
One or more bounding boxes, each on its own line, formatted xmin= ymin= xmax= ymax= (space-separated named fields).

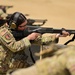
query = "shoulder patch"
xmin=4 ymin=33 xmax=12 ymax=40
xmin=0 ymin=28 xmax=13 ymax=40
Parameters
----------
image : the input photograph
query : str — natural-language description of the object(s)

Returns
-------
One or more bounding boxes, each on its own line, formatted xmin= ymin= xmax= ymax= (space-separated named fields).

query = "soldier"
xmin=7 ymin=12 xmax=70 ymax=64
xmin=0 ymin=5 xmax=13 ymax=13
xmin=0 ymin=9 xmax=8 ymax=26
xmin=7 ymin=12 xmax=69 ymax=41
xmin=0 ymin=9 xmax=41 ymax=74
xmin=7 ymin=44 xmax=75 ymax=75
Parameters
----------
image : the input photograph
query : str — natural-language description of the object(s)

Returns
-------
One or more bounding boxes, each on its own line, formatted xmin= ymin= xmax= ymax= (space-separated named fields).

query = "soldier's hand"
xmin=55 ymin=31 xmax=70 ymax=38
xmin=61 ymin=30 xmax=70 ymax=37
xmin=27 ymin=32 xmax=41 ymax=40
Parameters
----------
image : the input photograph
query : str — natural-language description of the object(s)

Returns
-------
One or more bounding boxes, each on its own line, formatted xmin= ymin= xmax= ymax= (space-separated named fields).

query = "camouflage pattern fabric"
xmin=36 ymin=45 xmax=75 ymax=75
xmin=0 ymin=24 xmax=31 ymax=74
xmin=8 ymin=45 xmax=75 ymax=75
xmin=33 ymin=34 xmax=57 ymax=45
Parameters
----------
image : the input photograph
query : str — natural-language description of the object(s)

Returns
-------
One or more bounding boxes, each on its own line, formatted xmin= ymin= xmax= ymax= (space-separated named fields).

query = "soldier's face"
xmin=17 ymin=20 xmax=27 ymax=31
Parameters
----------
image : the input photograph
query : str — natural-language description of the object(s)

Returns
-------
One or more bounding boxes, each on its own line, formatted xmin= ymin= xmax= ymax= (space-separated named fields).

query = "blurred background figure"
xmin=0 ymin=9 xmax=8 ymax=26
xmin=0 ymin=5 xmax=13 ymax=13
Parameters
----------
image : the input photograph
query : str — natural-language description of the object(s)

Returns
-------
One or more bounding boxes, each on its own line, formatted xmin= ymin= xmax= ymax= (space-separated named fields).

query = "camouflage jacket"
xmin=0 ymin=24 xmax=31 ymax=73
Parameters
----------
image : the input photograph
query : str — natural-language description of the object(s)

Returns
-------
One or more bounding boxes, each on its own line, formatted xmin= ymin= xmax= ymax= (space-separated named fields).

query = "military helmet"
xmin=7 ymin=12 xmax=27 ymax=30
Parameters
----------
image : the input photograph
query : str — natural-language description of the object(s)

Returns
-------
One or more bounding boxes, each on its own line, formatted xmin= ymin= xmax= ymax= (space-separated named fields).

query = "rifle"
xmin=28 ymin=26 xmax=75 ymax=45
xmin=27 ymin=19 xmax=47 ymax=26
xmin=27 ymin=26 xmax=75 ymax=34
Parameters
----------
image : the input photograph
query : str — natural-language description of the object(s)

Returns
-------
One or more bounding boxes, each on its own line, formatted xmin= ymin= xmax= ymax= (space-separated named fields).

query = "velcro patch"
xmin=4 ymin=32 xmax=12 ymax=40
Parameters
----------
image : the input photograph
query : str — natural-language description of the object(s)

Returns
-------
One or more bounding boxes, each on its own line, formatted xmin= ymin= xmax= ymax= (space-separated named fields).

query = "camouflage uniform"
xmin=0 ymin=24 xmax=31 ymax=74
xmin=8 ymin=45 xmax=75 ymax=75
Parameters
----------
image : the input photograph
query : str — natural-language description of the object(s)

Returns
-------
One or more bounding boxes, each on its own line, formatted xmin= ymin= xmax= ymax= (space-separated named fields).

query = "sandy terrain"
xmin=0 ymin=0 xmax=75 ymax=45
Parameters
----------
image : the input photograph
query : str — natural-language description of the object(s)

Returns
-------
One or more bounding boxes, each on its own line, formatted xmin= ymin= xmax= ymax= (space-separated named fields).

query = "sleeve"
xmin=66 ymin=55 xmax=75 ymax=75
xmin=41 ymin=34 xmax=59 ymax=45
xmin=31 ymin=34 xmax=59 ymax=45
xmin=0 ymin=28 xmax=31 ymax=52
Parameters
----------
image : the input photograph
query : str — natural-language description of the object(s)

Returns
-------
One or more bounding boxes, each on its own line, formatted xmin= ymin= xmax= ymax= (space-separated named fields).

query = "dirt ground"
xmin=0 ymin=0 xmax=75 ymax=45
